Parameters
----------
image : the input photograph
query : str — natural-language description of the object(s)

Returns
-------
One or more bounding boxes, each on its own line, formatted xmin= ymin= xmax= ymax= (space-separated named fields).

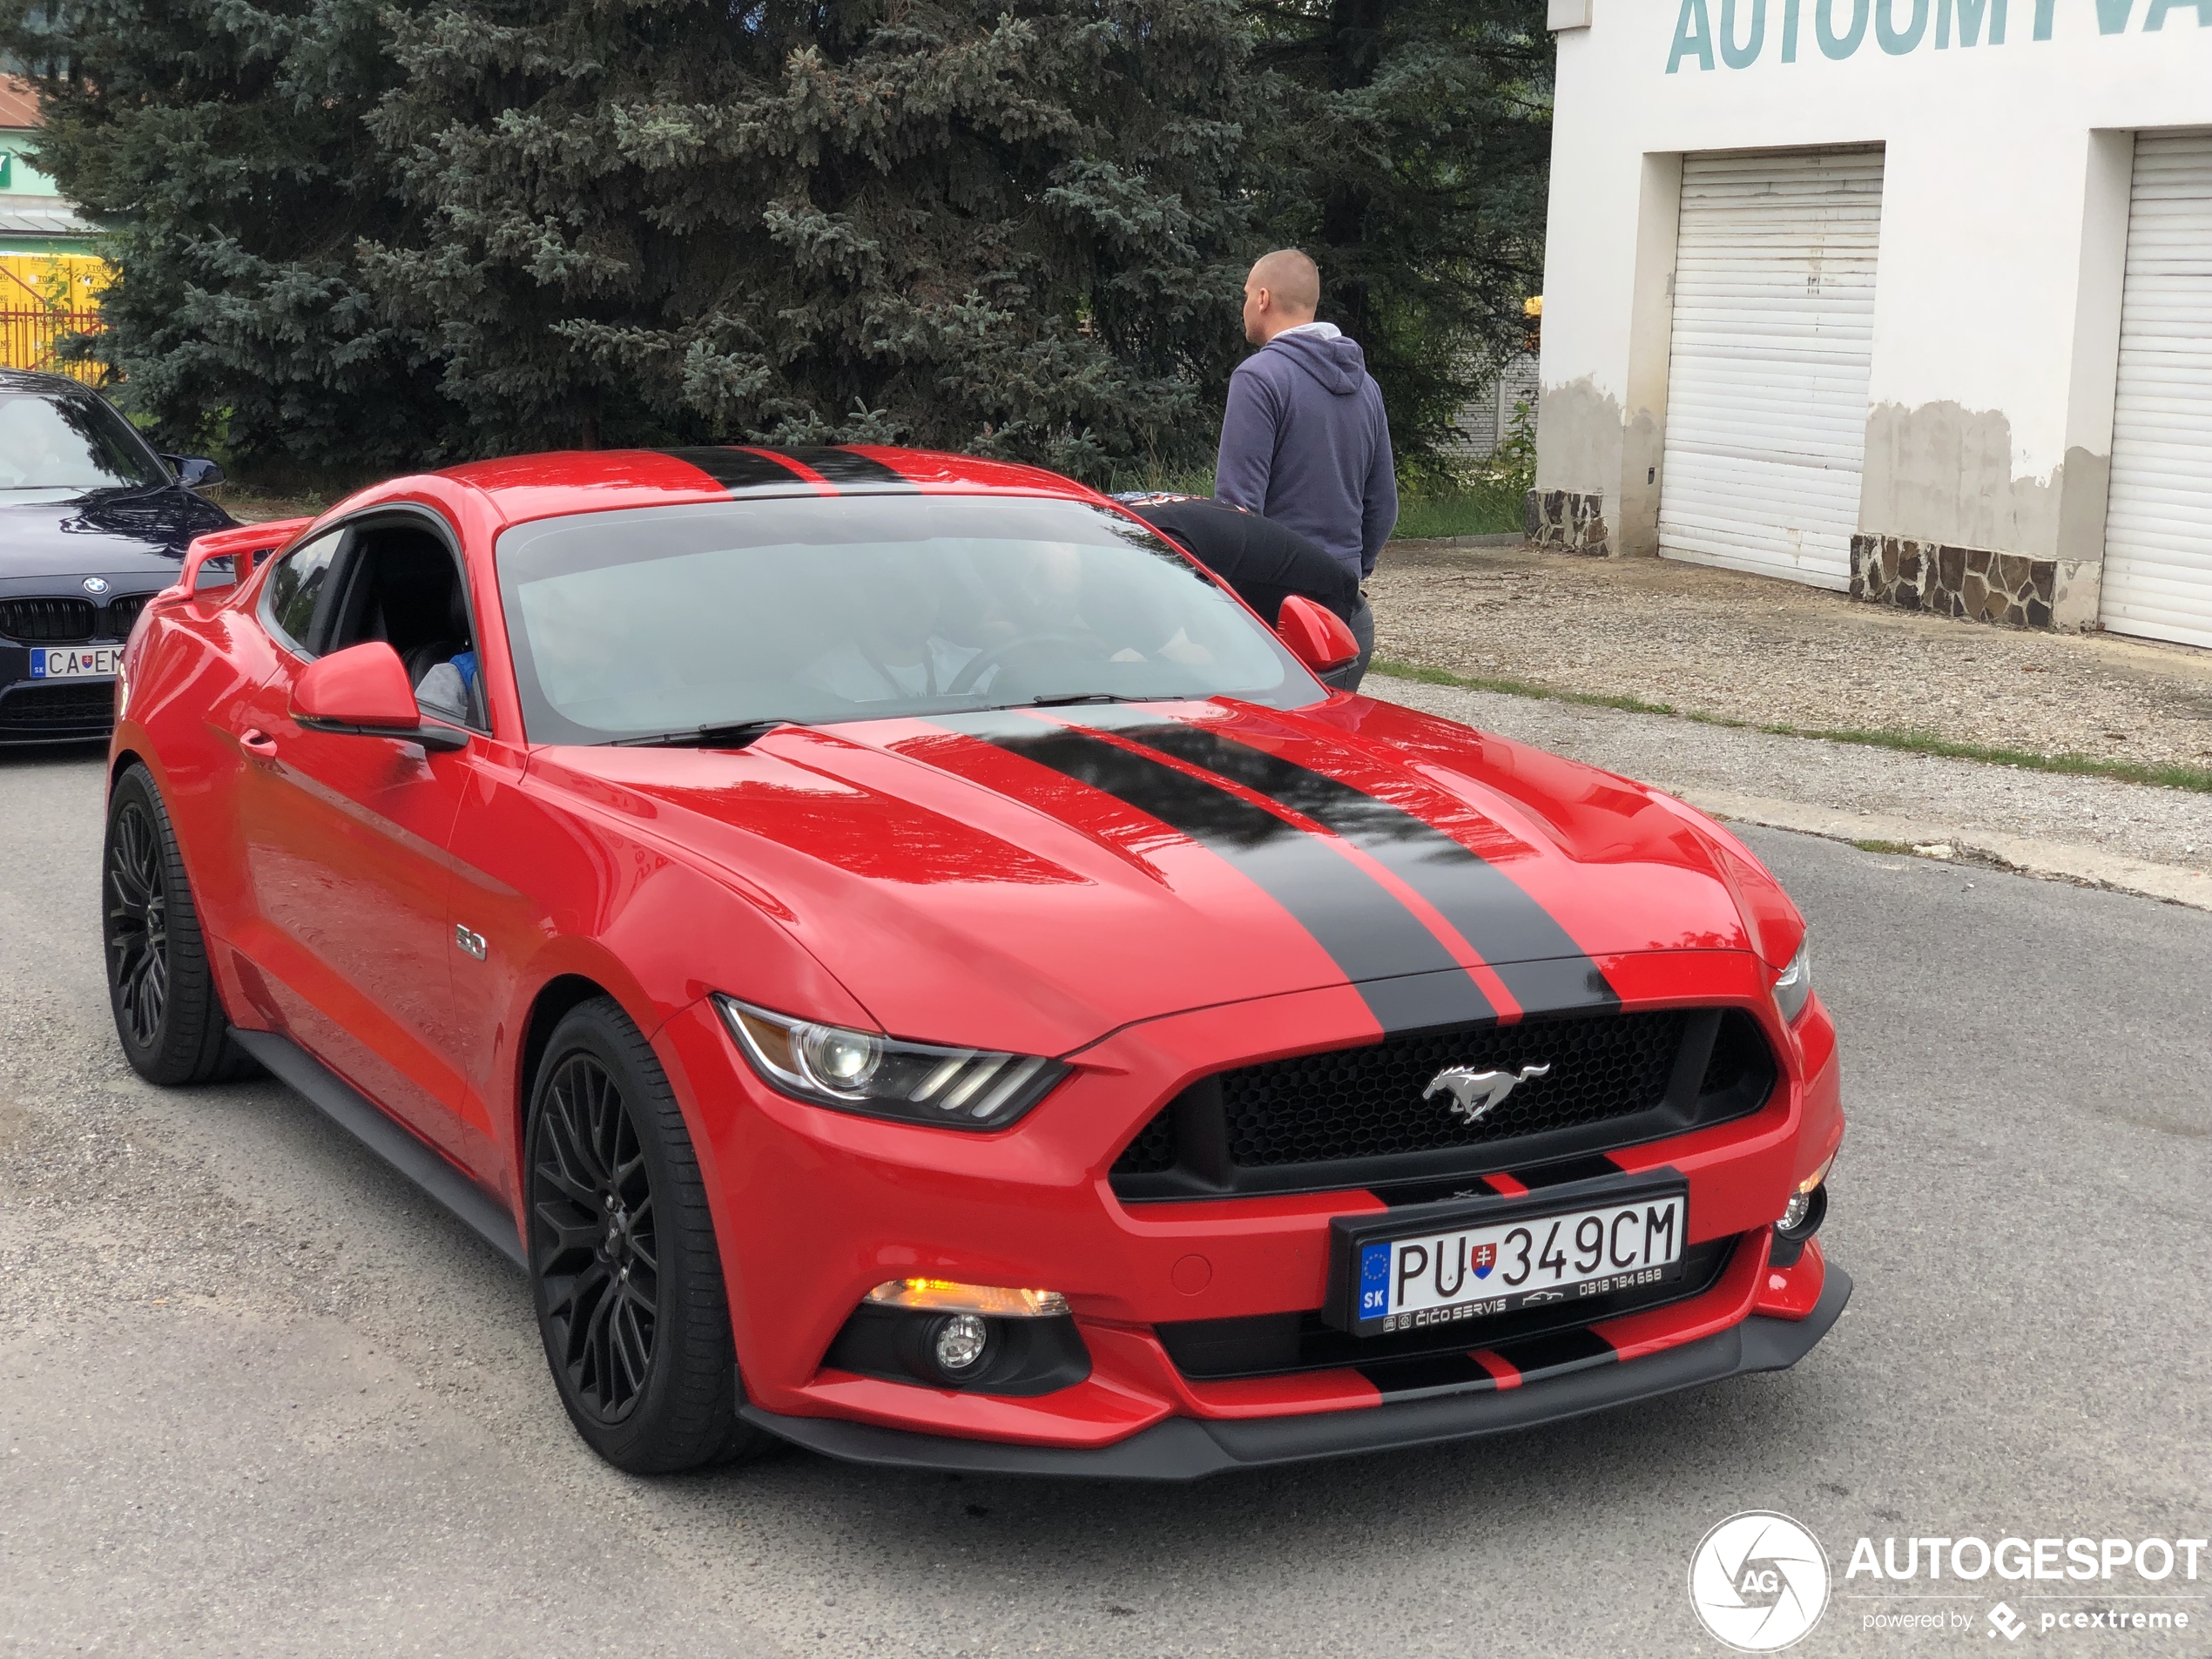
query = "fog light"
xmin=1777 ymin=1181 xmax=1829 ymax=1243
xmin=933 ymin=1313 xmax=990 ymax=1376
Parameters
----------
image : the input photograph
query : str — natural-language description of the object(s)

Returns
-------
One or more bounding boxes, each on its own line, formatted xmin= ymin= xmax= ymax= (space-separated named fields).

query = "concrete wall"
xmin=1534 ymin=0 xmax=2212 ymax=622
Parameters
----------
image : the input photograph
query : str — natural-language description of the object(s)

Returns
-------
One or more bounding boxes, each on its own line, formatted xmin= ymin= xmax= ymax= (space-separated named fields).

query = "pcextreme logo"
xmin=1689 ymin=1512 xmax=1832 ymax=1651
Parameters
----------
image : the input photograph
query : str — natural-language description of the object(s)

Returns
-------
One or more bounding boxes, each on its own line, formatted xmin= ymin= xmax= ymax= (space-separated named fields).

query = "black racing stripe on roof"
xmin=1098 ymin=718 xmax=1619 ymax=1015
xmin=658 ymin=448 xmax=813 ymax=492
xmin=938 ymin=712 xmax=1491 ymax=1034
xmin=780 ymin=447 xmax=910 ymax=486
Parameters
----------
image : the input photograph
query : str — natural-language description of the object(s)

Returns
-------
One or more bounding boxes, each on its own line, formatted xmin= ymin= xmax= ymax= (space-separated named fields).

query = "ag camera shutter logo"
xmin=1689 ymin=1512 xmax=1831 ymax=1651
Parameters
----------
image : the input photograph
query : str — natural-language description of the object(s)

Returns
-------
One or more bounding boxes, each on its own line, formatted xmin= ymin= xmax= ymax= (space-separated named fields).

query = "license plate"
xmin=1330 ymin=1184 xmax=1687 ymax=1337
xmin=28 ymin=646 xmax=121 ymax=680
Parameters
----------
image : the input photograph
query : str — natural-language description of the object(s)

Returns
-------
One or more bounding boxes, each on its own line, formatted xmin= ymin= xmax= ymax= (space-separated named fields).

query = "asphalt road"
xmin=3 ymin=744 xmax=2207 ymax=1659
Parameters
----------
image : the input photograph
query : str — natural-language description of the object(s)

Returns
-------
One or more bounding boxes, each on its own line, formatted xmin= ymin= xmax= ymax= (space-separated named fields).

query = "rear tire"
xmin=525 ymin=996 xmax=765 ymax=1474
xmin=102 ymin=765 xmax=259 ymax=1085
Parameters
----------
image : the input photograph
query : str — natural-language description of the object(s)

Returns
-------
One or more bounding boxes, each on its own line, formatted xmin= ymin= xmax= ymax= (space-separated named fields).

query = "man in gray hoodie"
xmin=1214 ymin=249 xmax=1397 ymax=687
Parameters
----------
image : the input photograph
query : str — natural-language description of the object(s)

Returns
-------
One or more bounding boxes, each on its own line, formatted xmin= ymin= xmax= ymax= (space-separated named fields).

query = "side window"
xmin=327 ymin=527 xmax=487 ymax=731
xmin=260 ymin=531 xmax=345 ymax=655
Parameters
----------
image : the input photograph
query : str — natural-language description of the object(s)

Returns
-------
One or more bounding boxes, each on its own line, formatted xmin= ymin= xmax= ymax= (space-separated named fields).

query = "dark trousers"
xmin=1320 ymin=594 xmax=1374 ymax=692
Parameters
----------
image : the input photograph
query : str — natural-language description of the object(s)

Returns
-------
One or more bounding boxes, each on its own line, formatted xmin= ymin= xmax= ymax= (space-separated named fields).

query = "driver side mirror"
xmin=162 ymin=454 xmax=226 ymax=489
xmin=292 ymin=642 xmax=469 ymax=752
xmin=1275 ymin=595 xmax=1360 ymax=676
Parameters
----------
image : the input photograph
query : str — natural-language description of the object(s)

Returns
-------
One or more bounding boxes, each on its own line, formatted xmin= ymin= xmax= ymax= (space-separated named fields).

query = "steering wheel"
xmin=946 ymin=630 xmax=1106 ymax=696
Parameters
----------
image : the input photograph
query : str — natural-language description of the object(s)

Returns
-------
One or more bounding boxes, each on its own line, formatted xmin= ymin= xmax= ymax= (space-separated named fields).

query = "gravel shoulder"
xmin=1368 ymin=538 xmax=2212 ymax=777
xmin=1367 ymin=673 xmax=2210 ymax=898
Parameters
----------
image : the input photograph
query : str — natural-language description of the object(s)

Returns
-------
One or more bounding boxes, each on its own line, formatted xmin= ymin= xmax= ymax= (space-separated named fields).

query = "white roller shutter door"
xmin=1658 ymin=148 xmax=1885 ymax=590
xmin=2101 ymin=131 xmax=2212 ymax=651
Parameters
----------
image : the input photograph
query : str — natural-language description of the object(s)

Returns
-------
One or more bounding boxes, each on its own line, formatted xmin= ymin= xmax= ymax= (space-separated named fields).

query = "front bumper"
xmin=655 ymin=949 xmax=1847 ymax=1465
xmin=739 ymin=1258 xmax=1850 ymax=1479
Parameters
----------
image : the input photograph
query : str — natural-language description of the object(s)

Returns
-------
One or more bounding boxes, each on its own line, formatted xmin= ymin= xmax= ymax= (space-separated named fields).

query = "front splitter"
xmin=741 ymin=1263 xmax=1851 ymax=1480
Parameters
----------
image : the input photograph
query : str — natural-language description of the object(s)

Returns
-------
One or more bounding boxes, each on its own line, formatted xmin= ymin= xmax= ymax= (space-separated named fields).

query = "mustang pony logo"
xmin=1423 ymin=1063 xmax=1552 ymax=1125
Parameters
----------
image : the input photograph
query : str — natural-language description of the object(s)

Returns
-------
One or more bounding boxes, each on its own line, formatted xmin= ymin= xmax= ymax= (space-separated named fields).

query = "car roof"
xmin=436 ymin=445 xmax=1107 ymax=529
xmin=0 ymin=368 xmax=107 ymax=399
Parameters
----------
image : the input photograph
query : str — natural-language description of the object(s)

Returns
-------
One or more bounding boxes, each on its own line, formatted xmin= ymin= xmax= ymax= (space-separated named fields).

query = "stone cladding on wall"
xmin=1525 ymin=489 xmax=1610 ymax=556
xmin=1849 ymin=535 xmax=2059 ymax=628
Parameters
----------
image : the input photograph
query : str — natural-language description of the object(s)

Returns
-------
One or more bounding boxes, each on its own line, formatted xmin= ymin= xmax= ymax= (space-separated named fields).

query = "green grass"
xmin=1388 ymin=481 xmax=1527 ymax=539
xmin=1369 ymin=657 xmax=2212 ymax=795
xmin=1850 ymin=840 xmax=1917 ymax=855
xmin=1100 ymin=463 xmax=1526 ymax=539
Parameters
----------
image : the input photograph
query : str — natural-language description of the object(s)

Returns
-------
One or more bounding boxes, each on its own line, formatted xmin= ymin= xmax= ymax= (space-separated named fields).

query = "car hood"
xmin=0 ymin=488 xmax=235 ymax=582
xmin=532 ymin=698 xmax=1796 ymax=1057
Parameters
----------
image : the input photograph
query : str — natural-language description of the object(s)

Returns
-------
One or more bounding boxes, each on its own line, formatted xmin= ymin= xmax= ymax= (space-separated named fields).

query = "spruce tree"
xmin=0 ymin=0 xmax=453 ymax=466
xmin=361 ymin=0 xmax=1255 ymax=475
xmin=1244 ymin=0 xmax=1552 ymax=476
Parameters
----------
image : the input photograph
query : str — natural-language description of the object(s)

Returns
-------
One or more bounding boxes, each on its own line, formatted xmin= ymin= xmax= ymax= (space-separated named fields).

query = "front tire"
xmin=103 ymin=765 xmax=257 ymax=1085
xmin=526 ymin=997 xmax=763 ymax=1474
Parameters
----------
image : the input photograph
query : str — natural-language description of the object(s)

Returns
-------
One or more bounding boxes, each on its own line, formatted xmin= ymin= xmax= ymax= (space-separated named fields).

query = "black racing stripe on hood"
xmin=1097 ymin=718 xmax=1619 ymax=1015
xmin=940 ymin=713 xmax=1490 ymax=1033
xmin=658 ymin=448 xmax=815 ymax=492
xmin=781 ymin=447 xmax=910 ymax=486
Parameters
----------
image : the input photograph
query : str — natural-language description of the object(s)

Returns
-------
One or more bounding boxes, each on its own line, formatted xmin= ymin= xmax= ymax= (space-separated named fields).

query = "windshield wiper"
xmin=1026 ymin=691 xmax=1132 ymax=708
xmin=604 ymin=718 xmax=802 ymax=749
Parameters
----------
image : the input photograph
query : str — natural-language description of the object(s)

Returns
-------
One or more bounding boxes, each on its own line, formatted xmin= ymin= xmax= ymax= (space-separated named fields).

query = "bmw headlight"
xmin=1771 ymin=939 xmax=1813 ymax=1025
xmin=713 ymin=995 xmax=1068 ymax=1130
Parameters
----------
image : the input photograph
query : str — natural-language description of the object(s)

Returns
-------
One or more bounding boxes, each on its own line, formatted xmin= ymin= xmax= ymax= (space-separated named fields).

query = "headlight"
xmin=1771 ymin=939 xmax=1813 ymax=1024
xmin=713 ymin=995 xmax=1068 ymax=1130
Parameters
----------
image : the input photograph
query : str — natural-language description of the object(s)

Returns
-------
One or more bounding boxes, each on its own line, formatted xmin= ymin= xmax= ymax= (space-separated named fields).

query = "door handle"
xmin=239 ymin=728 xmax=278 ymax=757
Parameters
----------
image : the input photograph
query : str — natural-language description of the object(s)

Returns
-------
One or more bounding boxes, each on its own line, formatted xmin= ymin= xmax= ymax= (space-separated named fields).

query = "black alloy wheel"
xmin=535 ymin=1050 xmax=660 ymax=1423
xmin=101 ymin=765 xmax=258 ymax=1085
xmin=525 ymin=997 xmax=763 ymax=1474
xmin=106 ymin=796 xmax=169 ymax=1049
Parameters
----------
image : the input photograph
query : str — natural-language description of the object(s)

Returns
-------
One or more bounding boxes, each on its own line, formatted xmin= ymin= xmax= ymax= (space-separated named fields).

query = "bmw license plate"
xmin=29 ymin=646 xmax=121 ymax=680
xmin=1329 ymin=1183 xmax=1687 ymax=1338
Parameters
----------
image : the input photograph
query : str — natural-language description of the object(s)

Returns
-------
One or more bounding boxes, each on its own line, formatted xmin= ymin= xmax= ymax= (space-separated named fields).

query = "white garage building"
xmin=1529 ymin=0 xmax=2212 ymax=646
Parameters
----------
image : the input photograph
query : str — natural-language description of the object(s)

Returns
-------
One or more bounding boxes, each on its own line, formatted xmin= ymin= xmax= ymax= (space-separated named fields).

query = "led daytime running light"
xmin=713 ymin=995 xmax=1068 ymax=1131
xmin=866 ymin=1279 xmax=1071 ymax=1318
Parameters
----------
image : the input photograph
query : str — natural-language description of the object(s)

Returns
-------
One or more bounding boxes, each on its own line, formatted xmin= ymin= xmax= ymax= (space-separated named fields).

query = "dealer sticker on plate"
xmin=29 ymin=646 xmax=121 ymax=680
xmin=1351 ymin=1193 xmax=1685 ymax=1336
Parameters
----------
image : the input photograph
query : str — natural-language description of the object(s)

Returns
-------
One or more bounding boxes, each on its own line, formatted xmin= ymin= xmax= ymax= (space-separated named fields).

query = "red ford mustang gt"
xmin=104 ymin=446 xmax=1845 ymax=1478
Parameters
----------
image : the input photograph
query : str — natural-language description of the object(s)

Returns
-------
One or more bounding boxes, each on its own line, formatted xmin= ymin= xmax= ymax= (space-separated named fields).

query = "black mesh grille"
xmin=0 ymin=680 xmax=116 ymax=732
xmin=1116 ymin=1109 xmax=1179 ymax=1177
xmin=1111 ymin=1008 xmax=1777 ymax=1201
xmin=0 ymin=597 xmax=98 ymax=643
xmin=103 ymin=593 xmax=151 ymax=638
xmin=1222 ymin=1011 xmax=1685 ymax=1167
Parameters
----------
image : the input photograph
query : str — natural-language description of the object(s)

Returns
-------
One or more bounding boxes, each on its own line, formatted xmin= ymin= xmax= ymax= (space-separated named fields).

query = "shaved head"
xmin=1241 ymin=248 xmax=1321 ymax=345
xmin=1249 ymin=249 xmax=1320 ymax=316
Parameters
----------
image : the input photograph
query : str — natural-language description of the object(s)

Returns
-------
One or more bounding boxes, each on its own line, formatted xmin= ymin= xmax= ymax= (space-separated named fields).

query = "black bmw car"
xmin=0 ymin=368 xmax=235 ymax=744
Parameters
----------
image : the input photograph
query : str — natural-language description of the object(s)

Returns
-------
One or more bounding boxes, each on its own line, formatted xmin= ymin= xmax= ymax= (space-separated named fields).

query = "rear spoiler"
xmin=169 ymin=517 xmax=315 ymax=599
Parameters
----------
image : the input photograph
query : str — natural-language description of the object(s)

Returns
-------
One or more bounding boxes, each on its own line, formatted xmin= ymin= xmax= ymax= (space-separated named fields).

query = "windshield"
xmin=0 ymin=390 xmax=167 ymax=492
xmin=496 ymin=496 xmax=1321 ymax=744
